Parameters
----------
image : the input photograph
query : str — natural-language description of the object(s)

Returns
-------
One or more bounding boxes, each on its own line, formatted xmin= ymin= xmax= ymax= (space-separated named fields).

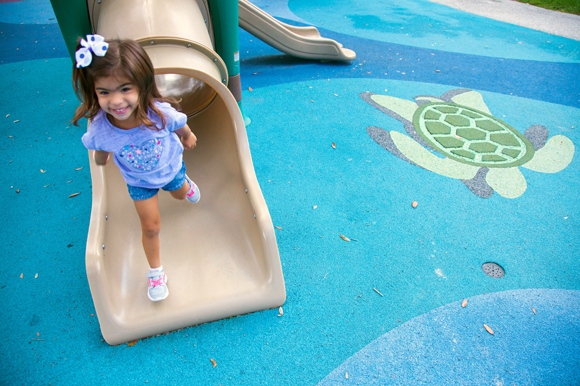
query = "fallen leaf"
xmin=35 ymin=273 xmax=38 ymax=279
xmin=340 ymin=235 xmax=350 ymax=242
xmin=412 ymin=201 xmax=418 ymax=208
xmin=37 ymin=332 xmax=40 ymax=337
xmin=5 ymin=114 xmax=9 ymax=117
xmin=278 ymin=307 xmax=283 ymax=317
xmin=69 ymin=193 xmax=80 ymax=198
xmin=346 ymin=372 xmax=349 ymax=379
xmin=334 ymin=93 xmax=338 ymax=96
xmin=20 ymin=273 xmax=23 ymax=279
xmin=310 ymin=100 xmax=314 ymax=102
xmin=436 ymin=70 xmax=441 ymax=73
xmin=483 ymin=324 xmax=494 ymax=335
xmin=313 ymin=205 xmax=317 ymax=209
xmin=13 ymin=120 xmax=20 ymax=123
xmin=462 ymin=299 xmax=467 ymax=308
xmin=248 ymin=87 xmax=253 ymax=91
xmin=40 ymin=169 xmax=45 ymax=173
xmin=127 ymin=340 xmax=138 ymax=347
xmin=332 ymin=142 xmax=336 ymax=149
xmin=74 ymin=167 xmax=84 ymax=171
xmin=275 ymin=226 xmax=282 ymax=230
xmin=16 ymin=189 xmax=20 ymax=193
xmin=532 ymin=308 xmax=536 ymax=315
xmin=210 ymin=358 xmax=217 ymax=367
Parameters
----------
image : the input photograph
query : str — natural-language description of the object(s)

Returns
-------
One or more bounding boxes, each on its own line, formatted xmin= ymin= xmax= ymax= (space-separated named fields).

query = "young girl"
xmin=72 ymin=35 xmax=200 ymax=302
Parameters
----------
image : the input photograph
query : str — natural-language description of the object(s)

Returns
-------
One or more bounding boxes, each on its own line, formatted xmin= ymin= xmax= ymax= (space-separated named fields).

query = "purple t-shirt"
xmin=82 ymin=102 xmax=188 ymax=189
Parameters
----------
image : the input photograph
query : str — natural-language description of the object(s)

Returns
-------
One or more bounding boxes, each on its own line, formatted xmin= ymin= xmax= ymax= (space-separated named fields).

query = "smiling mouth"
xmin=112 ymin=107 xmax=129 ymax=114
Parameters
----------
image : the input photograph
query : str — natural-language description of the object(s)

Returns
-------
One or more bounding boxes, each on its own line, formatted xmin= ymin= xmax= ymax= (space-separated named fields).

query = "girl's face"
xmin=94 ymin=75 xmax=140 ymax=130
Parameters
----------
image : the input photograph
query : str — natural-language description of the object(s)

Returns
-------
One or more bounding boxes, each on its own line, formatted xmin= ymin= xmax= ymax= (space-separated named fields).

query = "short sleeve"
xmin=156 ymin=102 xmax=187 ymax=132
xmin=81 ymin=132 xmax=95 ymax=150
xmin=81 ymin=113 xmax=109 ymax=151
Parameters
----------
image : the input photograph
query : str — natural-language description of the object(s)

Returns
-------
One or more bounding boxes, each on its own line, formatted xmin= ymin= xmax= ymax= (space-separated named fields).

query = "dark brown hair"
xmin=71 ymin=38 xmax=179 ymax=130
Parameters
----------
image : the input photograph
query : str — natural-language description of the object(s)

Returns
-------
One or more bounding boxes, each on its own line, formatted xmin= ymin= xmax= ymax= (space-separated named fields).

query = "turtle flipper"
xmin=485 ymin=167 xmax=527 ymax=198
xmin=462 ymin=168 xmax=494 ymax=198
xmin=524 ymin=125 xmax=549 ymax=150
xmin=367 ymin=126 xmax=415 ymax=165
xmin=447 ymin=90 xmax=492 ymax=115
xmin=414 ymin=95 xmax=443 ymax=105
xmin=521 ymin=135 xmax=575 ymax=173
xmin=389 ymin=131 xmax=479 ymax=179
xmin=361 ymin=92 xmax=432 ymax=148
xmin=363 ymin=92 xmax=417 ymax=123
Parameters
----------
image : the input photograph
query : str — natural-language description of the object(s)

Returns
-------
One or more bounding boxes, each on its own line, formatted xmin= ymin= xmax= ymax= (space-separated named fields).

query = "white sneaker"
xmin=146 ymin=268 xmax=168 ymax=301
xmin=185 ymin=175 xmax=200 ymax=203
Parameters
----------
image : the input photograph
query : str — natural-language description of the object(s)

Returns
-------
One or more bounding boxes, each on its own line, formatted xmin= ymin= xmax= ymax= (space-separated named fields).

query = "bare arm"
xmin=175 ymin=124 xmax=197 ymax=150
xmin=94 ymin=150 xmax=110 ymax=165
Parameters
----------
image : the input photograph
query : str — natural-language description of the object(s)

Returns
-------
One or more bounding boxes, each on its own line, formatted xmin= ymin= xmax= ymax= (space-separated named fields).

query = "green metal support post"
xmin=208 ymin=0 xmax=250 ymax=125
xmin=49 ymin=0 xmax=92 ymax=61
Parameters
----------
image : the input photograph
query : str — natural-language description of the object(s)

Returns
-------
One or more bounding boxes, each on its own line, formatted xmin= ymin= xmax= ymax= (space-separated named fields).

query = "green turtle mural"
xmin=361 ymin=89 xmax=575 ymax=199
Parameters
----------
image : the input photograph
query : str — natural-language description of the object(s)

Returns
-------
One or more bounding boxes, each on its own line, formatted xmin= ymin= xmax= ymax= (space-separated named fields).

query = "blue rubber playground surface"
xmin=1 ymin=0 xmax=579 ymax=384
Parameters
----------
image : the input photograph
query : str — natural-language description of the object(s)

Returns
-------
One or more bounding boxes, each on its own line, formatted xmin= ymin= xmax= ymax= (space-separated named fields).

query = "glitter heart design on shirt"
xmin=119 ymin=138 xmax=164 ymax=172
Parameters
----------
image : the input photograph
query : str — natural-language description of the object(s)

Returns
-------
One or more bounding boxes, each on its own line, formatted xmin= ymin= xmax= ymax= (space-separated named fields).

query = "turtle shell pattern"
xmin=412 ymin=102 xmax=535 ymax=168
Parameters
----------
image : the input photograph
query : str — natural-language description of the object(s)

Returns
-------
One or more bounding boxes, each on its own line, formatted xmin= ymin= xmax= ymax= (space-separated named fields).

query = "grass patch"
xmin=513 ymin=0 xmax=580 ymax=15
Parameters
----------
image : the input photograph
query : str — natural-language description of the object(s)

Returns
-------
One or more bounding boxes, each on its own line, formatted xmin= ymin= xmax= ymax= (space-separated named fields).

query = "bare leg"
xmin=169 ymin=180 xmax=189 ymax=200
xmin=133 ymin=195 xmax=162 ymax=269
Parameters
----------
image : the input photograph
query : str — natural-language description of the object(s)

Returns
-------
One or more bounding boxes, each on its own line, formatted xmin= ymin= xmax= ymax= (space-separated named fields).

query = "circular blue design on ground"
xmin=318 ymin=289 xmax=580 ymax=385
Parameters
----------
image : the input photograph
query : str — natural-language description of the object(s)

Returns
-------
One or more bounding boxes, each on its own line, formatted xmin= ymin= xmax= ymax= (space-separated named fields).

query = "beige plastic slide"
xmin=238 ymin=0 xmax=356 ymax=61
xmin=85 ymin=0 xmax=285 ymax=345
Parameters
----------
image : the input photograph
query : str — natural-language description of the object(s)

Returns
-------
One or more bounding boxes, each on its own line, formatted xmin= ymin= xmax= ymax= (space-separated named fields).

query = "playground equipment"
xmin=50 ymin=0 xmax=354 ymax=345
xmin=238 ymin=0 xmax=356 ymax=61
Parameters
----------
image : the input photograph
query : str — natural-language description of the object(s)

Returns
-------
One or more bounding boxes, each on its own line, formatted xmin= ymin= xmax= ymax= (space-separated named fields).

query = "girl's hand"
xmin=181 ymin=132 xmax=197 ymax=150
xmin=176 ymin=124 xmax=197 ymax=150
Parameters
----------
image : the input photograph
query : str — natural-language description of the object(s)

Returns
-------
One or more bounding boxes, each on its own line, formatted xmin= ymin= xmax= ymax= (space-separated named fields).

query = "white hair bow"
xmin=75 ymin=34 xmax=109 ymax=68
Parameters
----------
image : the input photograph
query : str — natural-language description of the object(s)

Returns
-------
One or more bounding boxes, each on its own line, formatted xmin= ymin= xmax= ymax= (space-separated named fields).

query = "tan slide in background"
xmin=85 ymin=0 xmax=285 ymax=345
xmin=238 ymin=0 xmax=356 ymax=61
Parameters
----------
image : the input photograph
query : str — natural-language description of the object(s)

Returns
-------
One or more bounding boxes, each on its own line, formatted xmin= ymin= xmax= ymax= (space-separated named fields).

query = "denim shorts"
xmin=127 ymin=162 xmax=186 ymax=201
